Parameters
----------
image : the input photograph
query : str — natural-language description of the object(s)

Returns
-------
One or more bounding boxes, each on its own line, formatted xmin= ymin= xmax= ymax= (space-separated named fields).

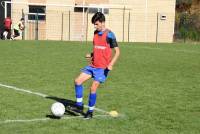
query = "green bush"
xmin=175 ymin=12 xmax=200 ymax=41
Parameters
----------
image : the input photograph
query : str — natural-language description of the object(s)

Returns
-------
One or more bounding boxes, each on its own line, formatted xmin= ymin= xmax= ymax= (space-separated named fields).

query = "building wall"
xmin=75 ymin=0 xmax=108 ymax=5
xmin=10 ymin=0 xmax=176 ymax=42
xmin=86 ymin=0 xmax=176 ymax=43
xmin=109 ymin=0 xmax=176 ymax=42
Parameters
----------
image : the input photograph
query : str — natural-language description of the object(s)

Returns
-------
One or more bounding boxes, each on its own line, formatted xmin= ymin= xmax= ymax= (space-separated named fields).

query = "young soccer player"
xmin=71 ymin=12 xmax=120 ymax=119
xmin=3 ymin=17 xmax=12 ymax=40
xmin=11 ymin=18 xmax=25 ymax=40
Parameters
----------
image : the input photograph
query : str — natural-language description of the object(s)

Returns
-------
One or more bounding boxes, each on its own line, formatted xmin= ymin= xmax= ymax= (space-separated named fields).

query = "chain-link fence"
xmin=22 ymin=8 xmax=133 ymax=42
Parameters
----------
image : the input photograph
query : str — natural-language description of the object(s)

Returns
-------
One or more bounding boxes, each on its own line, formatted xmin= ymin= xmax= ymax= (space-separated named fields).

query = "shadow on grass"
xmin=45 ymin=96 xmax=81 ymax=119
xmin=46 ymin=96 xmax=76 ymax=107
xmin=46 ymin=114 xmax=61 ymax=119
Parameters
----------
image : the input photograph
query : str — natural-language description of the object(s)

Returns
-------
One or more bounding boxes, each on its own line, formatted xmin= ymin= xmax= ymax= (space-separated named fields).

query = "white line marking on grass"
xmin=1 ymin=118 xmax=50 ymax=124
xmin=0 ymin=83 xmax=116 ymax=116
xmin=0 ymin=83 xmax=47 ymax=97
xmin=84 ymin=105 xmax=109 ymax=114
xmin=174 ymin=49 xmax=200 ymax=54
xmin=135 ymin=46 xmax=200 ymax=54
xmin=0 ymin=115 xmax=111 ymax=124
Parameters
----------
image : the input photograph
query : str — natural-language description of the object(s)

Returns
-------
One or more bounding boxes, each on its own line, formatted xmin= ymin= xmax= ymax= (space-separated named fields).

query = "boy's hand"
xmin=85 ymin=53 xmax=92 ymax=58
xmin=107 ymin=64 xmax=113 ymax=70
xmin=85 ymin=53 xmax=92 ymax=64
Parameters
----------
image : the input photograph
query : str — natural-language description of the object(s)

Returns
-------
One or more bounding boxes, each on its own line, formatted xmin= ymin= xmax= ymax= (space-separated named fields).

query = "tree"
xmin=176 ymin=0 xmax=192 ymax=12
xmin=176 ymin=0 xmax=192 ymax=5
xmin=175 ymin=0 xmax=200 ymax=41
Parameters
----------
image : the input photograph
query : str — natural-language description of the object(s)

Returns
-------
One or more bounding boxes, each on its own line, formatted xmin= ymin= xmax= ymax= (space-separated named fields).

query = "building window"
xmin=28 ymin=5 xmax=46 ymax=21
xmin=103 ymin=8 xmax=109 ymax=14
xmin=74 ymin=7 xmax=88 ymax=12
xmin=88 ymin=8 xmax=100 ymax=13
xmin=74 ymin=7 xmax=109 ymax=14
xmin=88 ymin=8 xmax=109 ymax=14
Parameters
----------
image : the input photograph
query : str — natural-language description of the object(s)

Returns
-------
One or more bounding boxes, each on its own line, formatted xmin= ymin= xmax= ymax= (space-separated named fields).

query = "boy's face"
xmin=94 ymin=21 xmax=105 ymax=31
xmin=21 ymin=20 xmax=25 ymax=24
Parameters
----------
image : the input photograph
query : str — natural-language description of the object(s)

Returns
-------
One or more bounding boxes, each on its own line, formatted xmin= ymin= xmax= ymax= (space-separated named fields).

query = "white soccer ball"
xmin=51 ymin=102 xmax=65 ymax=117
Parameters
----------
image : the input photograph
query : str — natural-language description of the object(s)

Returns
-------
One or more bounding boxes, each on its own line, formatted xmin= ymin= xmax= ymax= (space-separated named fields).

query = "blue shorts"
xmin=81 ymin=66 xmax=110 ymax=83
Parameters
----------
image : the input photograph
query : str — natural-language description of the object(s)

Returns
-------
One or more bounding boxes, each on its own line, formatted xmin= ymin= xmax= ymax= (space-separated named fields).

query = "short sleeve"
xmin=107 ymin=31 xmax=118 ymax=48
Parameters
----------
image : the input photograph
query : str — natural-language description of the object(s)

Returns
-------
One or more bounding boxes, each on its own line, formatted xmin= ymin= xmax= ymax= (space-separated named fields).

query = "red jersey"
xmin=4 ymin=17 xmax=12 ymax=29
xmin=92 ymin=30 xmax=112 ymax=69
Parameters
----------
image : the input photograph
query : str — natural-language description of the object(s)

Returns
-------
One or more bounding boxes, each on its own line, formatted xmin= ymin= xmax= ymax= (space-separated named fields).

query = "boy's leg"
xmin=67 ymin=72 xmax=91 ymax=114
xmin=74 ymin=72 xmax=91 ymax=107
xmin=85 ymin=68 xmax=110 ymax=119
xmin=3 ymin=31 xmax=8 ymax=40
xmin=8 ymin=29 xmax=11 ymax=39
xmin=12 ymin=29 xmax=20 ymax=38
xmin=68 ymin=72 xmax=91 ymax=114
xmin=10 ymin=29 xmax=16 ymax=40
xmin=85 ymin=81 xmax=100 ymax=119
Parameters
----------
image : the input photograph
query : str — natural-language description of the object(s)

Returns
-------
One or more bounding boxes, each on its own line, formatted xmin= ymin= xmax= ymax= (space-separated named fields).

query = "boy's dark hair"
xmin=91 ymin=12 xmax=105 ymax=24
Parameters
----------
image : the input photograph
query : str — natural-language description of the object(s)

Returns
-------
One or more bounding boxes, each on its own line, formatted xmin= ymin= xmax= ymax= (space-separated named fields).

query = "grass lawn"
xmin=0 ymin=40 xmax=199 ymax=134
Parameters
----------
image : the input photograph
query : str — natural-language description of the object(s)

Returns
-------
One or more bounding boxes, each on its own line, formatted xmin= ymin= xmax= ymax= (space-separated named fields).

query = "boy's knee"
xmin=90 ymin=87 xmax=97 ymax=93
xmin=75 ymin=79 xmax=82 ymax=85
xmin=90 ymin=81 xmax=100 ymax=93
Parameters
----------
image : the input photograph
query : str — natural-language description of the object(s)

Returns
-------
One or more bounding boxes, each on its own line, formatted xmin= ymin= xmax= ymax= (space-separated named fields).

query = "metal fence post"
xmin=22 ymin=9 xmax=25 ymax=40
xmin=156 ymin=12 xmax=159 ymax=43
xmin=123 ymin=6 xmax=125 ymax=42
xmin=68 ymin=10 xmax=70 ymax=41
xmin=61 ymin=12 xmax=64 ymax=41
xmin=183 ymin=12 xmax=187 ymax=43
xmin=128 ymin=11 xmax=130 ymax=42
xmin=86 ymin=10 xmax=89 ymax=44
xmin=35 ymin=13 xmax=38 ymax=40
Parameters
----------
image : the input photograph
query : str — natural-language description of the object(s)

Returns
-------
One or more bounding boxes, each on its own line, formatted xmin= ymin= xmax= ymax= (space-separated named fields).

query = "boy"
xmin=71 ymin=12 xmax=120 ymax=119
xmin=2 ymin=17 xmax=12 ymax=40
xmin=11 ymin=18 xmax=25 ymax=40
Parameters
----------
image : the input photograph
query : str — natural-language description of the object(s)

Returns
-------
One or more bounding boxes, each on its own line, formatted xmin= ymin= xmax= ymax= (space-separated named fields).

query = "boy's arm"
xmin=107 ymin=31 xmax=120 ymax=70
xmin=107 ymin=47 xmax=120 ymax=70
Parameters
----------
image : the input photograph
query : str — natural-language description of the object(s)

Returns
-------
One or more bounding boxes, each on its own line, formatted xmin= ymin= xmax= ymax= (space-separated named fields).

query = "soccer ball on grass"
xmin=51 ymin=102 xmax=65 ymax=117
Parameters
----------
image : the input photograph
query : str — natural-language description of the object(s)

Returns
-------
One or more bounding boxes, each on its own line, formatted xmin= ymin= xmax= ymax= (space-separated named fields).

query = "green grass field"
xmin=0 ymin=40 xmax=199 ymax=134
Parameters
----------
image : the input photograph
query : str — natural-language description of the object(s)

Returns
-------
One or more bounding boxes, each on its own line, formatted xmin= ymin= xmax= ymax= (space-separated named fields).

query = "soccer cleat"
xmin=84 ymin=111 xmax=93 ymax=119
xmin=66 ymin=104 xmax=84 ymax=115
